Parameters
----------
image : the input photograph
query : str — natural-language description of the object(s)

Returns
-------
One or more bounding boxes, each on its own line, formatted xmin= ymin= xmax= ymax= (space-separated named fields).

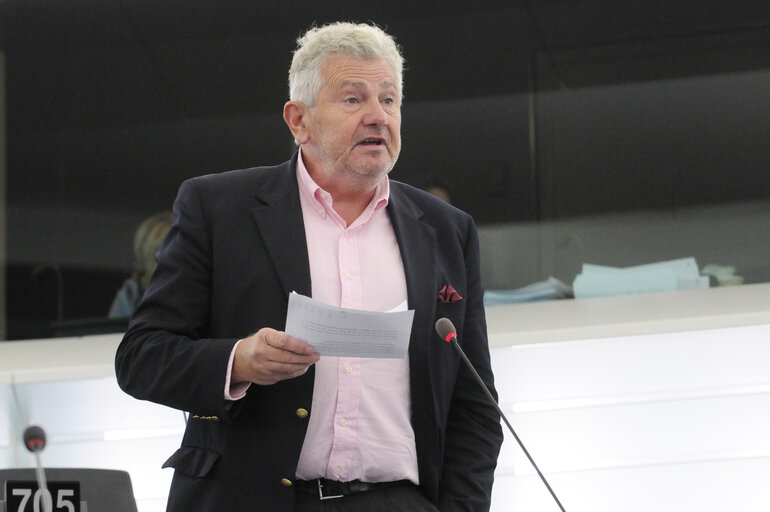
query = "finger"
xmin=262 ymin=330 xmax=319 ymax=357
xmin=253 ymin=363 xmax=312 ymax=386
xmin=264 ymin=349 xmax=319 ymax=368
xmin=254 ymin=354 xmax=315 ymax=385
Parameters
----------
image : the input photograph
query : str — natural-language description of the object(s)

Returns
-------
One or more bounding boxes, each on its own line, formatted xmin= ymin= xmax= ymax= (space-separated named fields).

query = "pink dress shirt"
xmin=226 ymin=150 xmax=418 ymax=485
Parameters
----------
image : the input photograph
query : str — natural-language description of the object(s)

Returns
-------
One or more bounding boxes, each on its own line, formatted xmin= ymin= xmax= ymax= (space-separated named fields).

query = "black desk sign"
xmin=5 ymin=481 xmax=81 ymax=512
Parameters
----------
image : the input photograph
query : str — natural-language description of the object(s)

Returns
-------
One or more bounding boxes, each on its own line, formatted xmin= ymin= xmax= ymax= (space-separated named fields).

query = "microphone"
xmin=435 ymin=318 xmax=566 ymax=512
xmin=23 ymin=425 xmax=52 ymax=512
xmin=24 ymin=425 xmax=46 ymax=452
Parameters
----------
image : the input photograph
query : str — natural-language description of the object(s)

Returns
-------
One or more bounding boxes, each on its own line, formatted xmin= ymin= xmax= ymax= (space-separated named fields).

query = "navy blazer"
xmin=115 ymin=156 xmax=503 ymax=511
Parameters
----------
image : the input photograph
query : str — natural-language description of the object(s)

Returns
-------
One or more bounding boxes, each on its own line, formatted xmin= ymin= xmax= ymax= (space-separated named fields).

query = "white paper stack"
xmin=572 ymin=257 xmax=710 ymax=299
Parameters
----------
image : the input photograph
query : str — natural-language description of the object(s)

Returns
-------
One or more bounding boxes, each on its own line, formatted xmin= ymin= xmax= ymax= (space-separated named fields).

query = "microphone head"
xmin=435 ymin=317 xmax=457 ymax=342
xmin=23 ymin=425 xmax=46 ymax=452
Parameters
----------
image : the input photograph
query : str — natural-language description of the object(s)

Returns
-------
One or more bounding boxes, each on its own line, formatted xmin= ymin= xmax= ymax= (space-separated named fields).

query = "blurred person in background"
xmin=108 ymin=212 xmax=172 ymax=318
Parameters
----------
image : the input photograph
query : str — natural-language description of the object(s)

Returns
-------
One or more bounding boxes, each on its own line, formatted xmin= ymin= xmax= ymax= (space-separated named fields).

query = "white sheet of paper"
xmin=285 ymin=292 xmax=414 ymax=358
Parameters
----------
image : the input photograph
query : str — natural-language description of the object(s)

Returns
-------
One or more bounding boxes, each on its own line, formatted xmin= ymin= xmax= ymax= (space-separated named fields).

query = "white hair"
xmin=288 ymin=22 xmax=404 ymax=106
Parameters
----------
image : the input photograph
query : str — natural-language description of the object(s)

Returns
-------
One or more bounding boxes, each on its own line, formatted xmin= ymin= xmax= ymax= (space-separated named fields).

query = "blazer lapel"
xmin=387 ymin=183 xmax=443 ymax=488
xmin=387 ymin=183 xmax=438 ymax=383
xmin=250 ymin=158 xmax=312 ymax=299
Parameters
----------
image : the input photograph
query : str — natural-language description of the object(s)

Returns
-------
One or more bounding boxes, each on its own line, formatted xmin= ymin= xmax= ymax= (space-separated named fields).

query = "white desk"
xmin=0 ymin=335 xmax=120 ymax=385
xmin=2 ymin=283 xmax=770 ymax=511
xmin=486 ymin=281 xmax=770 ymax=345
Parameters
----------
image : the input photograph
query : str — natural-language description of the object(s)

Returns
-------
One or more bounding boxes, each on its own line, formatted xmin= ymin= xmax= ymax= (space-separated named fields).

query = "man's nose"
xmin=361 ymin=97 xmax=389 ymax=126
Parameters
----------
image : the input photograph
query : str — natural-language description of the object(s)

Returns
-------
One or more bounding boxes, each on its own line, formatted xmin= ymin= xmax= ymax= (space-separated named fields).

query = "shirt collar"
xmin=296 ymin=148 xmax=390 ymax=216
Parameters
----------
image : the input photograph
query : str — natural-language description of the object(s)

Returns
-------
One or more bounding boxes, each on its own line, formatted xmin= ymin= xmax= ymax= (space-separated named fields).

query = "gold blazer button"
xmin=281 ymin=478 xmax=293 ymax=487
xmin=296 ymin=408 xmax=309 ymax=419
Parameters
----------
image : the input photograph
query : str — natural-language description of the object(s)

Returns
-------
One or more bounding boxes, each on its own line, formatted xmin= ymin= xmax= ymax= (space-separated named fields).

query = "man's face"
xmin=304 ymin=56 xmax=401 ymax=186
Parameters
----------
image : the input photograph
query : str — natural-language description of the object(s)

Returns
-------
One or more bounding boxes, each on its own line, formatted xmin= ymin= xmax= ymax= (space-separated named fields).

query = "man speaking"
xmin=115 ymin=21 xmax=503 ymax=512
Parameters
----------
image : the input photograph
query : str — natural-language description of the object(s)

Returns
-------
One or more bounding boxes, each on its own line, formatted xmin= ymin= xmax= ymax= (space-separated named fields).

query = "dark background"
xmin=1 ymin=1 xmax=769 ymax=339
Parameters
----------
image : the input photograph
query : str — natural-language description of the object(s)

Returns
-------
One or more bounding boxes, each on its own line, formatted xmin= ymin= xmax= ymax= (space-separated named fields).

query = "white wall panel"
xmin=497 ymin=393 xmax=770 ymax=473
xmin=493 ymin=325 xmax=770 ymax=407
xmin=490 ymin=323 xmax=770 ymax=511
xmin=493 ymin=457 xmax=770 ymax=512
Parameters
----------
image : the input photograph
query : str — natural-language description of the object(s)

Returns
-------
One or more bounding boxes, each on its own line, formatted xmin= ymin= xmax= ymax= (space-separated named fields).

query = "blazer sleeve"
xmin=114 ymin=177 xmax=240 ymax=420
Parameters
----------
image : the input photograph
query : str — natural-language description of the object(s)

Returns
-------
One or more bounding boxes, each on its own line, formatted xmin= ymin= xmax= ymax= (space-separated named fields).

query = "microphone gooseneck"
xmin=434 ymin=318 xmax=567 ymax=512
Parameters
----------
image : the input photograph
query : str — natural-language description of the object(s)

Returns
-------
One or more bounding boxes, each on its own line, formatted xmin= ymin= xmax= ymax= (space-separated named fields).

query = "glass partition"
xmin=1 ymin=3 xmax=768 ymax=339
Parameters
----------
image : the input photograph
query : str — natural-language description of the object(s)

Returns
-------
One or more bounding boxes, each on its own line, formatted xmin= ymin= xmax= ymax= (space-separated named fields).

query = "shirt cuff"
xmin=224 ymin=338 xmax=251 ymax=401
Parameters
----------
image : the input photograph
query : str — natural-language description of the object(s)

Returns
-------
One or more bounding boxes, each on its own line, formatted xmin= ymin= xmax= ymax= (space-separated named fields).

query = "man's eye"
xmin=345 ymin=97 xmax=359 ymax=104
xmin=383 ymin=98 xmax=394 ymax=105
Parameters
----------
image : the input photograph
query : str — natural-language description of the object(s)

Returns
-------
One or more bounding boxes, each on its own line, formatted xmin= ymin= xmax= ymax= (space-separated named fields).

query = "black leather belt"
xmin=295 ymin=478 xmax=408 ymax=500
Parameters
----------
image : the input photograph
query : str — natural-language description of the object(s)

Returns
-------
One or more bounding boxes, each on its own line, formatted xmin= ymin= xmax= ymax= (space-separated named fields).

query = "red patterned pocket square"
xmin=438 ymin=284 xmax=463 ymax=303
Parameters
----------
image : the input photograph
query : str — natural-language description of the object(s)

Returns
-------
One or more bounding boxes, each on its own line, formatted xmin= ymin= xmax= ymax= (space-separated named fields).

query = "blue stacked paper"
xmin=572 ymin=257 xmax=710 ymax=299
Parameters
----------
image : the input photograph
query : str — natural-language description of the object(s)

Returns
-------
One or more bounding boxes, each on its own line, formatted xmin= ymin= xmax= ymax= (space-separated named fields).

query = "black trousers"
xmin=294 ymin=481 xmax=439 ymax=512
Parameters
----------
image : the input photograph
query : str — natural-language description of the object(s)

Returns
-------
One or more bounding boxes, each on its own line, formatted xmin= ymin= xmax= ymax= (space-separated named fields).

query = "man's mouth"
xmin=357 ymin=138 xmax=385 ymax=146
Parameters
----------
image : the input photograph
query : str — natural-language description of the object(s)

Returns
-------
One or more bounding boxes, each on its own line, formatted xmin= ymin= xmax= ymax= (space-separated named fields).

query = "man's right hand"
xmin=232 ymin=328 xmax=320 ymax=386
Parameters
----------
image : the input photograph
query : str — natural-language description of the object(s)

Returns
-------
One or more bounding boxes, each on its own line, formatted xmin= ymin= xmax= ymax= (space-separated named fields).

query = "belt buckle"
xmin=317 ymin=479 xmax=344 ymax=500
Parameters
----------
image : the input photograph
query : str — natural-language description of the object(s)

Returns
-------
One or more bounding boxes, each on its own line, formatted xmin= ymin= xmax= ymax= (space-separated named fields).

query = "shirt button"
xmin=334 ymin=467 xmax=342 ymax=475
xmin=296 ymin=408 xmax=309 ymax=419
xmin=345 ymin=272 xmax=352 ymax=279
xmin=345 ymin=366 xmax=353 ymax=374
xmin=281 ymin=478 xmax=293 ymax=487
xmin=340 ymin=418 xmax=348 ymax=426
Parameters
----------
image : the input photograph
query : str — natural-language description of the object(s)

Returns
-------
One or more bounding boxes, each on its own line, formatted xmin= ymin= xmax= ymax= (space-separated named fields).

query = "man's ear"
xmin=283 ymin=101 xmax=310 ymax=144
